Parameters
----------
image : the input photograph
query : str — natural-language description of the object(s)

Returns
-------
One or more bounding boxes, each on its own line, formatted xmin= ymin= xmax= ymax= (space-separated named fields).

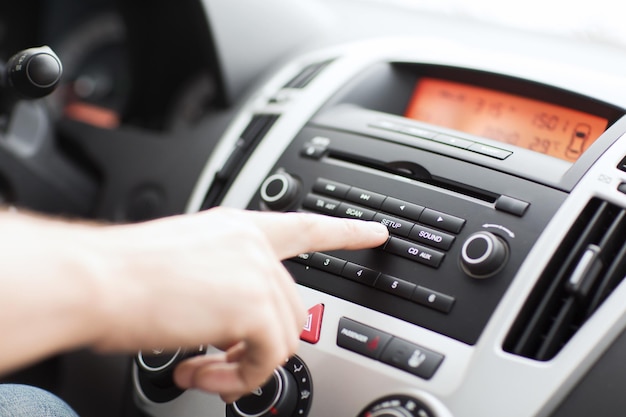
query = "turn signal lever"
xmin=0 ymin=45 xmax=96 ymax=217
xmin=1 ymin=46 xmax=63 ymax=108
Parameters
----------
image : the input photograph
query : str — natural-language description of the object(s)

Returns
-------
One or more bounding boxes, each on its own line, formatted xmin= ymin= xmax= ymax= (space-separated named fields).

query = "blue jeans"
xmin=0 ymin=384 xmax=79 ymax=417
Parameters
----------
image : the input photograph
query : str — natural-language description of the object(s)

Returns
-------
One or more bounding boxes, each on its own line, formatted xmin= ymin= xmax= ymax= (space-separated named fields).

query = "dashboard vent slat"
xmin=282 ymin=60 xmax=333 ymax=89
xmin=504 ymin=198 xmax=626 ymax=361
xmin=201 ymin=114 xmax=280 ymax=209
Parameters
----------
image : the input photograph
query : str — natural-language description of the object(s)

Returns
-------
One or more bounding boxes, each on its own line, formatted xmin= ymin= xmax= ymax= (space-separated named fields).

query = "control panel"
xmin=132 ymin=37 xmax=626 ymax=417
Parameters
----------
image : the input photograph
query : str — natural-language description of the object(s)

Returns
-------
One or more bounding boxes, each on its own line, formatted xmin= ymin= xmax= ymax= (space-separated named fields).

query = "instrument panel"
xmin=131 ymin=37 xmax=626 ymax=417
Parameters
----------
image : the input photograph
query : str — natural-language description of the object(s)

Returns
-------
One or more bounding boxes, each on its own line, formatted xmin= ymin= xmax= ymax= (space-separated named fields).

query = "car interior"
xmin=2 ymin=0 xmax=626 ymax=416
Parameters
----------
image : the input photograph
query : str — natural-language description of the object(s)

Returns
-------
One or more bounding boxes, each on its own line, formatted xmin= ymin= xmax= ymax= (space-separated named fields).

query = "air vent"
xmin=282 ymin=60 xmax=334 ymax=89
xmin=504 ymin=198 xmax=626 ymax=361
xmin=201 ymin=114 xmax=280 ymax=209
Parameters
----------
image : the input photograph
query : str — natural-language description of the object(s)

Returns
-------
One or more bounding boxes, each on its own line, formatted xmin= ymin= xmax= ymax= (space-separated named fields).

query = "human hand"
xmin=93 ymin=208 xmax=388 ymax=402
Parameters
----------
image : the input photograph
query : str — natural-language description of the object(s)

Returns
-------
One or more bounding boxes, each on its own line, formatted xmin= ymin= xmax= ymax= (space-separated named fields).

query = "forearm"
xmin=0 ymin=211 xmax=107 ymax=375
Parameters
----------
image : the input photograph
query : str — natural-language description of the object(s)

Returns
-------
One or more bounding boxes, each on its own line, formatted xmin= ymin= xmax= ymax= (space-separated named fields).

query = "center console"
xmin=130 ymin=37 xmax=626 ymax=417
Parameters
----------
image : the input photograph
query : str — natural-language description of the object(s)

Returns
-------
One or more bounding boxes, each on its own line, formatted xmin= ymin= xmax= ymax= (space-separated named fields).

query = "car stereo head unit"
xmin=132 ymin=37 xmax=626 ymax=417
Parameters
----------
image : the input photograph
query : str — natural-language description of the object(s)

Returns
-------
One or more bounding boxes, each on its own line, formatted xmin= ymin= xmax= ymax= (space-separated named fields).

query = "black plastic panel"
xmin=248 ymin=125 xmax=567 ymax=345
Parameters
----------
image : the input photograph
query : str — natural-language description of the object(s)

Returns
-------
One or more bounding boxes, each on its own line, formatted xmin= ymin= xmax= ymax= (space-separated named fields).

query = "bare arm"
xmin=0 ymin=207 xmax=388 ymax=398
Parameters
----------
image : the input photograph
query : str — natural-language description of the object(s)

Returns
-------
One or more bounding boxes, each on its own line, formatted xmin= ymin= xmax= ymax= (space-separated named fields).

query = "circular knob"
xmin=136 ymin=348 xmax=184 ymax=389
xmin=460 ymin=231 xmax=509 ymax=278
xmin=228 ymin=367 xmax=298 ymax=417
xmin=358 ymin=395 xmax=436 ymax=417
xmin=5 ymin=46 xmax=63 ymax=99
xmin=259 ymin=172 xmax=300 ymax=211
xmin=368 ymin=408 xmax=414 ymax=417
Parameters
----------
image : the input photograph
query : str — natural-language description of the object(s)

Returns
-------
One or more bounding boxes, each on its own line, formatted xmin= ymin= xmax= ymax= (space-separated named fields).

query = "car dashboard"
xmin=4 ymin=1 xmax=626 ymax=417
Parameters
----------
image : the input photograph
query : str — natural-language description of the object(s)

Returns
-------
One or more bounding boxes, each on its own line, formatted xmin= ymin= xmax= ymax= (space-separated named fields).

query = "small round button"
xmin=27 ymin=53 xmax=62 ymax=87
xmin=460 ymin=231 xmax=509 ymax=278
xmin=260 ymin=172 xmax=300 ymax=211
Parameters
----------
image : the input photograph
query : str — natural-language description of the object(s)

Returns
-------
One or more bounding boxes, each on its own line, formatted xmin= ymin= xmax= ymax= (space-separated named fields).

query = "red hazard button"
xmin=300 ymin=304 xmax=324 ymax=344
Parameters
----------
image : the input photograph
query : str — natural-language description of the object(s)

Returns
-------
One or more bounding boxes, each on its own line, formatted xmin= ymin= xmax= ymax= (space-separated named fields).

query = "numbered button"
xmin=310 ymin=253 xmax=346 ymax=275
xmin=412 ymin=287 xmax=455 ymax=314
xmin=342 ymin=263 xmax=380 ymax=286
xmin=375 ymin=274 xmax=416 ymax=300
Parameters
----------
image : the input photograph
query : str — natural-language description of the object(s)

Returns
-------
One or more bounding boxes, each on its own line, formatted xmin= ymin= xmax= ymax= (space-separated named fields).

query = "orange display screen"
xmin=405 ymin=78 xmax=609 ymax=162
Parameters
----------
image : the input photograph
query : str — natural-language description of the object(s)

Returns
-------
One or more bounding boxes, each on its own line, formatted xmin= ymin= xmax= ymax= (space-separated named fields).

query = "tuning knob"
xmin=4 ymin=46 xmax=63 ymax=99
xmin=460 ymin=231 xmax=509 ymax=278
xmin=259 ymin=172 xmax=300 ymax=211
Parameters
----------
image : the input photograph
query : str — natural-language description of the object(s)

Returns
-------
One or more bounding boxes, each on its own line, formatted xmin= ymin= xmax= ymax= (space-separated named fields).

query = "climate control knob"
xmin=228 ymin=367 xmax=297 ymax=417
xmin=460 ymin=231 xmax=509 ymax=278
xmin=367 ymin=407 xmax=414 ymax=417
xmin=358 ymin=395 xmax=436 ymax=417
xmin=259 ymin=172 xmax=300 ymax=211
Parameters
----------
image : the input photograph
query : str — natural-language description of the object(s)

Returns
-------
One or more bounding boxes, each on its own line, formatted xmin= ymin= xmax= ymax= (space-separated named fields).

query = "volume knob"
xmin=260 ymin=172 xmax=300 ymax=211
xmin=460 ymin=231 xmax=509 ymax=278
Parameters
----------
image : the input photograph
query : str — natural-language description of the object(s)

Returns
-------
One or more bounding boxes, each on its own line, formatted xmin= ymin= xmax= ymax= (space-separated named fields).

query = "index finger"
xmin=243 ymin=211 xmax=389 ymax=259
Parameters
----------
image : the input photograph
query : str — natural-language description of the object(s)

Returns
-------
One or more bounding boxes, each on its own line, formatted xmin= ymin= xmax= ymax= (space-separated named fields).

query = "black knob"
xmin=228 ymin=367 xmax=298 ymax=417
xmin=136 ymin=348 xmax=183 ymax=389
xmin=358 ymin=395 xmax=436 ymax=417
xmin=368 ymin=408 xmax=414 ymax=417
xmin=136 ymin=346 xmax=206 ymax=389
xmin=5 ymin=46 xmax=63 ymax=99
xmin=460 ymin=231 xmax=509 ymax=278
xmin=259 ymin=172 xmax=300 ymax=211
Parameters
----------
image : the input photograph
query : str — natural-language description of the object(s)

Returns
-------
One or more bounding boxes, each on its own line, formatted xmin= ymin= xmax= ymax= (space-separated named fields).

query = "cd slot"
xmin=326 ymin=148 xmax=499 ymax=205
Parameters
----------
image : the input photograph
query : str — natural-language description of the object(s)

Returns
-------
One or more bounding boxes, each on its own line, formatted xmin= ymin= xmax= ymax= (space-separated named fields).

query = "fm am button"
xmin=300 ymin=304 xmax=324 ymax=344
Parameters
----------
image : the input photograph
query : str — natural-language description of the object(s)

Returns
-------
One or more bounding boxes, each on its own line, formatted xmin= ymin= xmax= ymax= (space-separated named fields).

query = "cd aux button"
xmin=385 ymin=237 xmax=445 ymax=268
